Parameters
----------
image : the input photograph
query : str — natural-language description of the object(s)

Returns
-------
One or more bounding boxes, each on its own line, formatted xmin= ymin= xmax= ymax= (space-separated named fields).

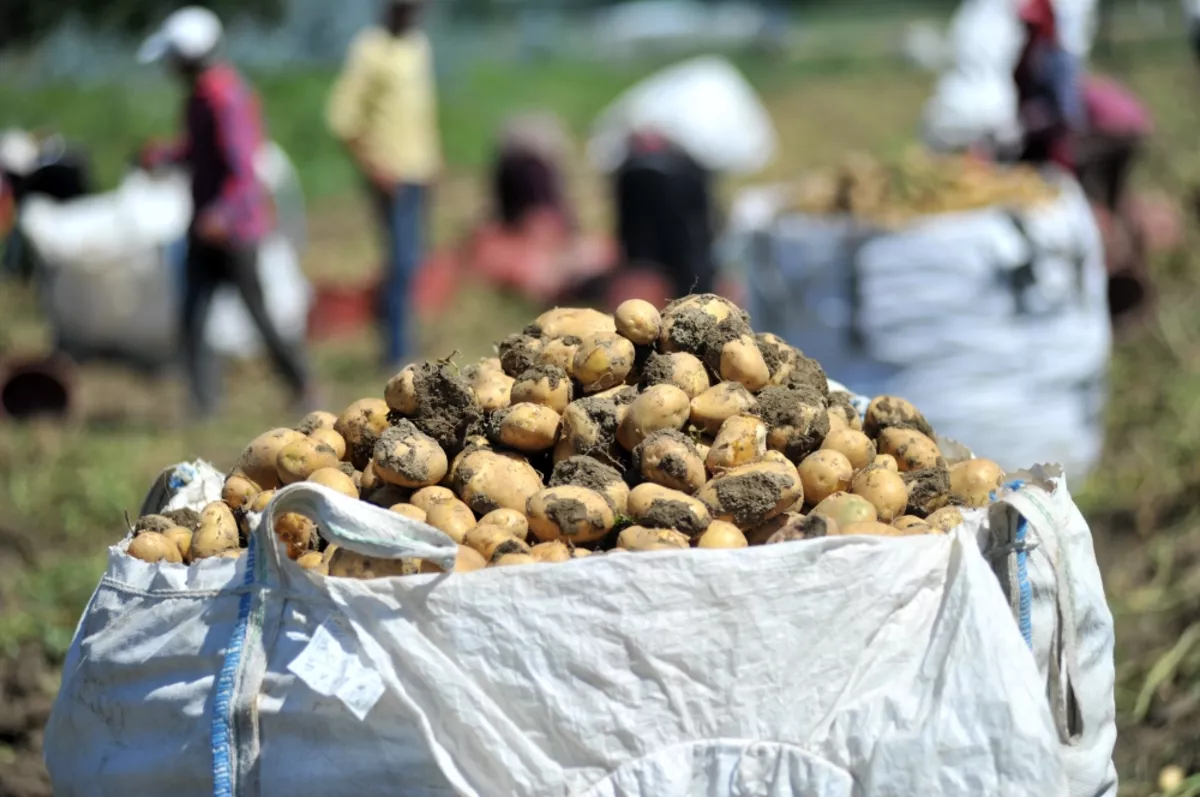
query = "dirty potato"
xmin=707 ymin=414 xmax=768 ymax=473
xmin=863 ymin=395 xmax=935 ymax=439
xmin=295 ymin=410 xmax=338 ymax=435
xmin=689 ymin=382 xmax=758 ymax=436
xmin=453 ymin=449 xmax=545 ymax=516
xmin=549 ymin=456 xmax=630 ymax=515
xmin=465 ymin=523 xmax=532 ymax=562
xmin=510 ymin=365 xmax=573 ymax=413
xmin=850 ymin=466 xmax=909 ymax=522
xmin=877 ymin=428 xmax=943 ymax=473
xmin=327 ymin=549 xmax=419 ymax=579
xmin=571 ymin=333 xmax=636 ymax=393
xmin=756 ymin=386 xmax=830 ymax=463
xmin=639 ymin=352 xmax=711 ymax=398
xmin=697 ymin=458 xmax=802 ymax=530
xmin=489 ymin=403 xmax=561 ymax=453
xmin=617 ymin=526 xmax=691 ymax=551
xmin=372 ymin=421 xmax=449 ymax=488
xmin=617 ymin=384 xmax=691 ymax=451
xmin=335 ymin=398 xmax=392 ymax=470
xmin=633 ymin=430 xmax=707 ymax=493
xmin=498 ymin=333 xmax=545 ymax=378
xmin=384 ymin=365 xmax=420 ymax=415
xmin=627 ymin=483 xmax=712 ymax=537
xmin=527 ymin=486 xmax=615 ymax=545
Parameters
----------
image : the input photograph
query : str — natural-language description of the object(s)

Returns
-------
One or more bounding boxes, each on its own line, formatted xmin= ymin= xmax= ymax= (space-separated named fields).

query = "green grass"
xmin=3 ymin=33 xmax=1200 ymax=797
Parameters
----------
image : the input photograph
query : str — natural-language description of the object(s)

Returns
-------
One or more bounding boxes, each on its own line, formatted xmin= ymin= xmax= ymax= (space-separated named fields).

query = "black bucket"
xmin=0 ymin=355 xmax=75 ymax=421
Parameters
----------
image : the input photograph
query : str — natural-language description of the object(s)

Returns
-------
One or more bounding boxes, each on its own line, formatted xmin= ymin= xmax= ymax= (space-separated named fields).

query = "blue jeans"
xmin=371 ymin=182 xmax=427 ymax=366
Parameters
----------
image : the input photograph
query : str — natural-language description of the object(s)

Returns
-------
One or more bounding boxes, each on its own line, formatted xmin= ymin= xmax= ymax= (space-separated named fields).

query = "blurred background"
xmin=1 ymin=0 xmax=1198 ymax=794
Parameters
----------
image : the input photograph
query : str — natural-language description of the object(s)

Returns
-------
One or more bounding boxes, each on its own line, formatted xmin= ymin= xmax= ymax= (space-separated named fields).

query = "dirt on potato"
xmin=550 ymin=457 xmax=627 ymax=506
xmin=543 ymin=496 xmax=596 ymax=537
xmin=639 ymin=499 xmax=708 ymax=535
xmin=375 ymin=422 xmax=435 ymax=484
xmin=499 ymin=334 xmax=543 ymax=377
xmin=699 ymin=316 xmax=756 ymax=376
xmin=768 ymin=514 xmax=835 ymax=543
xmin=755 ymin=334 xmax=791 ymax=376
xmin=781 ymin=350 xmax=830 ymax=396
xmin=632 ymin=430 xmax=701 ymax=484
xmin=638 ymin=353 xmax=680 ymax=390
xmin=755 ymin=385 xmax=831 ymax=461
xmin=712 ymin=470 xmax=794 ymax=528
xmin=162 ymin=507 xmax=201 ymax=532
xmin=828 ymin=391 xmax=859 ymax=426
xmin=864 ymin=396 xmax=935 ymax=439
xmin=517 ymin=363 xmax=570 ymax=391
xmin=902 ymin=465 xmax=955 ymax=517
xmin=133 ymin=514 xmax=174 ymax=534
xmin=401 ymin=362 xmax=483 ymax=453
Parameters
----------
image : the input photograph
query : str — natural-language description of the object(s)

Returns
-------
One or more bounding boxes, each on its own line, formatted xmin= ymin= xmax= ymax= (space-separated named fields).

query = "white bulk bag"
xmin=737 ymin=171 xmax=1111 ymax=480
xmin=588 ymin=56 xmax=777 ymax=175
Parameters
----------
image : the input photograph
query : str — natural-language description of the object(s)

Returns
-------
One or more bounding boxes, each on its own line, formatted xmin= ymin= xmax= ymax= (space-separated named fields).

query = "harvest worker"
xmin=138 ymin=7 xmax=317 ymax=418
xmin=327 ymin=0 xmax=441 ymax=372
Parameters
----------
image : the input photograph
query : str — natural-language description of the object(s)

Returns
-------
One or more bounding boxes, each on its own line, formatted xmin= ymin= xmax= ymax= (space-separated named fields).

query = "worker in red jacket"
xmin=139 ymin=7 xmax=317 ymax=418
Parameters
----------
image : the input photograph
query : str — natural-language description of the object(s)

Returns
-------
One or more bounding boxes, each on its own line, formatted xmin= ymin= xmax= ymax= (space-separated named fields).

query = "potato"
xmin=756 ymin=333 xmax=799 ymax=386
xmin=453 ymin=449 xmax=544 ymax=515
xmin=328 ymin=549 xmax=418 ymax=579
xmin=614 ymin=299 xmax=662 ymax=346
xmin=309 ymin=428 xmax=348 ymax=461
xmin=389 ymin=503 xmax=428 ymax=523
xmin=659 ymin=294 xmax=744 ymax=353
xmin=893 ymin=516 xmax=933 ymax=533
xmin=464 ymin=364 xmax=515 ymax=412
xmin=627 ymin=483 xmax=711 ymax=536
xmin=478 ymin=508 xmax=529 ymax=540
xmin=411 ymin=486 xmax=457 ymax=513
xmin=950 ymin=459 xmax=1005 ymax=508
xmin=477 ymin=356 xmax=504 ymax=373
xmin=764 ymin=514 xmax=838 ymax=545
xmin=875 ymin=454 xmax=899 ymax=472
xmin=489 ymin=403 xmax=561 ymax=453
xmin=249 ymin=489 xmax=275 ymax=514
xmin=499 ymin=333 xmax=545 ymax=377
xmin=716 ymin=333 xmax=771 ymax=392
xmin=192 ymin=502 xmax=240 ymax=560
xmin=296 ymin=551 xmax=325 ymax=572
xmin=237 ymin=428 xmax=306 ymax=489
xmin=162 ymin=527 xmax=194 ymax=562
xmin=275 ymin=512 xmax=316 ymax=560
xmin=695 ymin=520 xmax=749 ymax=549
xmin=798 ymin=450 xmax=854 ymax=507
xmin=295 ymin=410 xmax=338 ymax=435
xmin=530 ymin=540 xmax=573 ymax=563
xmin=926 ymin=507 xmax=966 ymax=533
xmin=863 ymin=395 xmax=934 ymax=439
xmin=384 ymin=365 xmax=420 ymax=415
xmin=220 ymin=476 xmax=261 ymax=513
xmin=571 ymin=333 xmax=636 ymax=393
xmin=633 ymin=430 xmax=707 ymax=493
xmin=850 ymin=466 xmax=909 ymax=522
xmin=639 ymin=352 xmax=710 ymax=398
xmin=554 ymin=395 xmax=624 ymax=463
xmin=425 ymin=499 xmax=476 ymax=544
xmin=539 ymin=336 xmax=581 ymax=372
xmin=689 ymin=382 xmax=757 ymax=435
xmin=810 ymin=492 xmax=877 ymax=530
xmin=705 ymin=414 xmax=767 ymax=473
xmin=697 ymin=458 xmax=802 ymax=530
xmin=335 ymin=398 xmax=392 ymax=470
xmin=402 ymin=362 xmax=484 ymax=452
xmin=836 ymin=521 xmax=926 ymax=537
xmin=134 ymin=514 xmax=175 ymax=534
xmin=549 ymin=456 xmax=630 ymax=515
xmin=448 ymin=438 xmax=491 ymax=485
xmin=493 ymin=553 xmax=538 ymax=567
xmin=827 ymin=409 xmax=848 ymax=433
xmin=532 ymin=307 xmax=616 ymax=340
xmin=218 ymin=549 xmax=247 ymax=560
xmin=308 ymin=467 xmax=360 ymax=500
xmin=419 ymin=545 xmax=488 ymax=574
xmin=527 ymin=486 xmax=615 ymax=545
xmin=372 ymin=421 xmax=449 ymax=488
xmin=617 ymin=526 xmax=692 ymax=551
xmin=465 ymin=524 xmax=531 ymax=562
xmin=617 ymin=384 xmax=690 ymax=450
xmin=127 ymin=532 xmax=184 ymax=564
xmin=822 ymin=429 xmax=876 ymax=471
xmin=878 ymin=428 xmax=942 ymax=473
xmin=757 ymin=386 xmax=830 ymax=463
xmin=277 ymin=437 xmax=341 ymax=485
xmin=903 ymin=465 xmax=954 ymax=517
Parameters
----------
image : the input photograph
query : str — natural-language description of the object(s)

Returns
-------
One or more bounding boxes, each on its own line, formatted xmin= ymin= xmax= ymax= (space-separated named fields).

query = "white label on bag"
xmin=288 ymin=618 xmax=384 ymax=721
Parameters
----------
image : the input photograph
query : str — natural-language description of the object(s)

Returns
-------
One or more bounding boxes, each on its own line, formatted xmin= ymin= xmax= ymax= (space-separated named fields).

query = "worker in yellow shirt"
xmin=327 ymin=0 xmax=440 ymax=371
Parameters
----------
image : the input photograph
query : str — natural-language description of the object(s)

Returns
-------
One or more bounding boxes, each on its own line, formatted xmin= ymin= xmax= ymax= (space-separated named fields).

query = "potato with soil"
xmin=950 ymin=459 xmax=1005 ymax=507
xmin=572 ymin=332 xmax=636 ymax=393
xmin=510 ymin=365 xmax=573 ymax=413
xmin=756 ymin=385 xmax=830 ymax=463
xmin=162 ymin=527 xmax=194 ymax=562
xmin=878 ymin=428 xmax=943 ymax=473
xmin=698 ymin=458 xmax=803 ymax=529
xmin=463 ymin=363 xmax=515 ymax=412
xmin=277 ymin=437 xmax=341 ymax=485
xmin=903 ymin=465 xmax=954 ymax=517
xmin=706 ymin=414 xmax=767 ymax=473
xmin=554 ymin=395 xmax=624 ymax=464
xmin=328 ymin=549 xmax=419 ymax=579
xmin=695 ymin=520 xmax=749 ymax=549
xmin=690 ymin=382 xmax=758 ymax=436
xmin=539 ymin=336 xmax=581 ymax=372
xmin=453 ymin=449 xmax=545 ymax=516
xmin=711 ymin=327 xmax=771 ymax=392
xmin=850 ymin=466 xmax=908 ymax=522
xmin=192 ymin=501 xmax=240 ymax=560
xmin=527 ymin=486 xmax=615 ymax=545
xmin=639 ymin=352 xmax=710 ymax=398
xmin=127 ymin=532 xmax=184 ymax=564
xmin=420 ymin=545 xmax=488 ymax=574
xmin=659 ymin=294 xmax=746 ymax=353
xmin=617 ymin=384 xmax=690 ymax=450
xmin=821 ymin=429 xmax=875 ymax=471
xmin=633 ymin=430 xmax=707 ymax=493
xmin=372 ymin=421 xmax=449 ymax=488
xmin=309 ymin=428 xmax=347 ymax=461
xmin=309 ymin=467 xmax=360 ymax=499
xmin=465 ymin=524 xmax=532 ymax=562
xmin=810 ymin=492 xmax=877 ymax=530
xmin=863 ymin=395 xmax=935 ymax=439
xmin=236 ymin=428 xmax=306 ymax=489
xmin=499 ymin=333 xmax=545 ymax=377
xmin=425 ymin=498 xmax=476 ymax=544
xmin=134 ymin=514 xmax=176 ymax=535
xmin=617 ymin=526 xmax=691 ymax=551
xmin=549 ymin=456 xmax=630 ymax=514
xmin=384 ymin=365 xmax=420 ymax=415
xmin=275 ymin=512 xmax=316 ymax=560
xmin=756 ymin=333 xmax=799 ymax=386
xmin=411 ymin=486 xmax=457 ymax=513
xmin=614 ymin=299 xmax=662 ymax=345
xmin=295 ymin=410 xmax=338 ymax=435
xmin=926 ymin=507 xmax=966 ymax=533
xmin=531 ymin=307 xmax=616 ymax=340
xmin=779 ymin=350 xmax=830 ymax=397
xmin=765 ymin=514 xmax=837 ymax=545
xmin=628 ymin=483 xmax=711 ymax=537
xmin=488 ymin=403 xmax=561 ymax=453
xmin=798 ymin=450 xmax=854 ymax=507
xmin=335 ymin=399 xmax=391 ymax=470
xmin=405 ymin=362 xmax=485 ymax=453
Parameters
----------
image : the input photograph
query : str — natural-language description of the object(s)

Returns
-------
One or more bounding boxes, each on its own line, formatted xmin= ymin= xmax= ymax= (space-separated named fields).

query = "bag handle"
xmin=258 ymin=483 xmax=459 ymax=573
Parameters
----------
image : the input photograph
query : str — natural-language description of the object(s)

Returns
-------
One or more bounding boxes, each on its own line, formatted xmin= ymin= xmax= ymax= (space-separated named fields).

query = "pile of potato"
xmin=124 ymin=294 xmax=1006 ymax=575
xmin=787 ymin=149 xmax=1059 ymax=226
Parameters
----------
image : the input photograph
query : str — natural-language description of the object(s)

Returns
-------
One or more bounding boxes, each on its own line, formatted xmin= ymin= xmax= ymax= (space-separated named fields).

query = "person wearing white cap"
xmin=139 ymin=6 xmax=317 ymax=417
xmin=327 ymin=0 xmax=440 ymax=372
